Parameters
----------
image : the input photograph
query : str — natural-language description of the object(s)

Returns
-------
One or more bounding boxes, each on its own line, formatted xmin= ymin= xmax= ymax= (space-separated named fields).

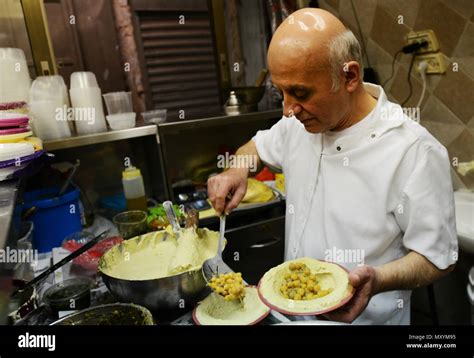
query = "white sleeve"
xmin=395 ymin=143 xmax=458 ymax=269
xmin=252 ymin=116 xmax=290 ymax=170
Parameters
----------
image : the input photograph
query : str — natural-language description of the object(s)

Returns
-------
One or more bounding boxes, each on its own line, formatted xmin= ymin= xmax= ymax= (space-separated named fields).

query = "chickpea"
xmin=279 ymin=261 xmax=325 ymax=301
xmin=208 ymin=272 xmax=246 ymax=301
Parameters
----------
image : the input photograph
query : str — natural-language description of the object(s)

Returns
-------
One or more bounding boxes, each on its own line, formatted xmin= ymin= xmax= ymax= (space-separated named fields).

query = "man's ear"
xmin=343 ymin=61 xmax=362 ymax=93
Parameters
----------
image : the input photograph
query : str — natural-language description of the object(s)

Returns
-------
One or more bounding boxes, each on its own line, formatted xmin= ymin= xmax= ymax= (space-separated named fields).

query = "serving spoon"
xmin=202 ymin=215 xmax=232 ymax=282
xmin=163 ymin=200 xmax=181 ymax=241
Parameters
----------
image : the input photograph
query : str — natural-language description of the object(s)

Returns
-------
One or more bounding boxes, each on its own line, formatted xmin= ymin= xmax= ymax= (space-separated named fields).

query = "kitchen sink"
xmin=454 ymin=191 xmax=474 ymax=254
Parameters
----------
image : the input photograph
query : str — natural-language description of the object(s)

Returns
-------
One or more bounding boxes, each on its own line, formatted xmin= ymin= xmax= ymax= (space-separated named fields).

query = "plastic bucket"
xmin=23 ymin=186 xmax=82 ymax=253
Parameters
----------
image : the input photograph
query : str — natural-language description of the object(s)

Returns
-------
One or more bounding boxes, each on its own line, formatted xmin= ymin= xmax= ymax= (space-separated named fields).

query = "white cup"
xmin=69 ymin=87 xmax=107 ymax=135
xmin=70 ymin=71 xmax=99 ymax=89
xmin=0 ymin=48 xmax=31 ymax=103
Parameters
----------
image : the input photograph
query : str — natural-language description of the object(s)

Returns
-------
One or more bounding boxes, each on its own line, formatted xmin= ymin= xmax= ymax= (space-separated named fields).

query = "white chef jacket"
xmin=253 ymin=83 xmax=458 ymax=325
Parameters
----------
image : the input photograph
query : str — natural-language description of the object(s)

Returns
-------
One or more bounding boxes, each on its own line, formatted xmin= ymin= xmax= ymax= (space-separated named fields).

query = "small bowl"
xmin=106 ymin=112 xmax=136 ymax=130
xmin=43 ymin=277 xmax=94 ymax=315
xmin=113 ymin=210 xmax=148 ymax=239
xmin=141 ymin=109 xmax=167 ymax=125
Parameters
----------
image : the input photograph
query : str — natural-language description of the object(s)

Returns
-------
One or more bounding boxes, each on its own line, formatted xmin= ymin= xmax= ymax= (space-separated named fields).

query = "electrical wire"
xmin=401 ymin=54 xmax=417 ymax=107
xmin=382 ymin=50 xmax=403 ymax=89
xmin=416 ymin=61 xmax=428 ymax=109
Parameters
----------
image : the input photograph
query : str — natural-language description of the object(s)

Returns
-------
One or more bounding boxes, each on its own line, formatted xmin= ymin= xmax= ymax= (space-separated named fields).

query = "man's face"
xmin=269 ymin=52 xmax=351 ymax=133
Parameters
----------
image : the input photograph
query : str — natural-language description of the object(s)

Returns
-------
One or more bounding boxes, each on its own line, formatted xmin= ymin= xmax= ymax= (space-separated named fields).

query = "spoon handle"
xmin=163 ymin=201 xmax=181 ymax=234
xmin=218 ymin=215 xmax=226 ymax=257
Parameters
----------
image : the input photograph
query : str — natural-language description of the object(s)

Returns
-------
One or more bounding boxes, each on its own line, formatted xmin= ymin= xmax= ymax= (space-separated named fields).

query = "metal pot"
xmin=98 ymin=230 xmax=218 ymax=312
xmin=50 ymin=303 xmax=154 ymax=325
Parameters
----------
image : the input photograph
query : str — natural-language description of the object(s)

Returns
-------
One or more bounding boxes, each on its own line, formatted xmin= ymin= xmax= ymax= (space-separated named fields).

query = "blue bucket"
xmin=23 ymin=186 xmax=82 ymax=253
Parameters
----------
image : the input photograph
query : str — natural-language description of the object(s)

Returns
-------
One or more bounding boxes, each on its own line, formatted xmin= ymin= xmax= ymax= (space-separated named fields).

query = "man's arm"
xmin=374 ymin=250 xmax=455 ymax=294
xmin=324 ymin=251 xmax=455 ymax=323
xmin=208 ymin=140 xmax=263 ymax=216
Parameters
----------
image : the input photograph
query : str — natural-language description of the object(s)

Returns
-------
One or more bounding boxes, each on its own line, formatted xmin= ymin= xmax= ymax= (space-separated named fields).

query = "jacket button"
xmin=336 ymin=146 xmax=341 ymax=151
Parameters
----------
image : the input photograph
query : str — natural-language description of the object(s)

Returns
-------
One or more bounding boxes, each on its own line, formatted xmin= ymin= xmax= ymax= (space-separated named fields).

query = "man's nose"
xmin=283 ymin=98 xmax=302 ymax=117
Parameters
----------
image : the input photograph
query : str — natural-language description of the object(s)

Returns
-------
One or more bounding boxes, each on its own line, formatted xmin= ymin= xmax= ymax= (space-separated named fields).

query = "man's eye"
xmin=293 ymin=91 xmax=308 ymax=100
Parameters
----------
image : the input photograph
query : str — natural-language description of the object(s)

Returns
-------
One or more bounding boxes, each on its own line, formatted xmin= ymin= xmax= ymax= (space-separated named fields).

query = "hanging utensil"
xmin=57 ymin=159 xmax=80 ymax=198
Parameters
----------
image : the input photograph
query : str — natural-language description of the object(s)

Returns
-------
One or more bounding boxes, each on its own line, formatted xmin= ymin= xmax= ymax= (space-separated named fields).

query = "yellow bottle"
xmin=122 ymin=166 xmax=147 ymax=211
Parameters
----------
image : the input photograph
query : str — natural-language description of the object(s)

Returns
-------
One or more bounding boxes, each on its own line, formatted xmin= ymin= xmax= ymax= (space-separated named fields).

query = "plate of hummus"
xmin=193 ymin=286 xmax=270 ymax=325
xmin=258 ymin=257 xmax=354 ymax=315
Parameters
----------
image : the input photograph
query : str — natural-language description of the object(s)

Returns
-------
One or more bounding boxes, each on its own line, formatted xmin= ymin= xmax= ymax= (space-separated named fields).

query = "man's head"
xmin=268 ymin=8 xmax=365 ymax=133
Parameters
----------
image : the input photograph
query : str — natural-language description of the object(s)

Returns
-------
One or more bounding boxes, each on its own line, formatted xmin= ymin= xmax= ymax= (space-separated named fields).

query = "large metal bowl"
xmin=98 ymin=230 xmax=218 ymax=312
xmin=50 ymin=303 xmax=154 ymax=325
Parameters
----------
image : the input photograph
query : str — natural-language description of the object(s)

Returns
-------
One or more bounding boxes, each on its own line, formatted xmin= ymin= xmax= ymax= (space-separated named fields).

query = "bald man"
xmin=207 ymin=9 xmax=457 ymax=324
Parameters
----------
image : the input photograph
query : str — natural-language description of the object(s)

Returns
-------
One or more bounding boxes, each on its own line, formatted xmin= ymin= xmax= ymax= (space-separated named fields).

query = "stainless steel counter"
xmin=0 ymin=179 xmax=19 ymax=249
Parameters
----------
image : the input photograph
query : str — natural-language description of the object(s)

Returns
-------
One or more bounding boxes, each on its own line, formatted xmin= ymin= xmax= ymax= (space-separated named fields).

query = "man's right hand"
xmin=207 ymin=168 xmax=248 ymax=216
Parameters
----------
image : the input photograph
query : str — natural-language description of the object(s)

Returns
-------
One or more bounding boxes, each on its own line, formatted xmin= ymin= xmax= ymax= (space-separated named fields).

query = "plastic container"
xmin=69 ymin=72 xmax=107 ymax=135
xmin=0 ymin=143 xmax=34 ymax=162
xmin=106 ymin=112 xmax=136 ymax=130
xmin=0 ymin=48 xmax=31 ymax=103
xmin=62 ymin=232 xmax=123 ymax=271
xmin=113 ymin=210 xmax=147 ymax=239
xmin=141 ymin=109 xmax=167 ymax=124
xmin=23 ymin=186 xmax=82 ymax=253
xmin=29 ymin=76 xmax=72 ymax=141
xmin=43 ymin=277 xmax=94 ymax=315
xmin=0 ymin=112 xmax=29 ymax=128
xmin=122 ymin=166 xmax=147 ymax=211
xmin=103 ymin=92 xmax=132 ymax=114
xmin=70 ymin=71 xmax=99 ymax=89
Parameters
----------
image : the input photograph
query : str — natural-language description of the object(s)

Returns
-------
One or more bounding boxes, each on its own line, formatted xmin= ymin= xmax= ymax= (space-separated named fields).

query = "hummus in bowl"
xmin=193 ymin=286 xmax=270 ymax=325
xmin=258 ymin=257 xmax=354 ymax=315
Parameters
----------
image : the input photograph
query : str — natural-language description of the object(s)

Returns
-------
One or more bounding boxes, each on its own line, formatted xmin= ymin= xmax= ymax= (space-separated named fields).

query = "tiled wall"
xmin=318 ymin=0 xmax=474 ymax=189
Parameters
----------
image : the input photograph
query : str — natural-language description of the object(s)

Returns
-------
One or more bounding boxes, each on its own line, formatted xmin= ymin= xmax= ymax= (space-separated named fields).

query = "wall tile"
xmin=338 ymin=0 xmax=376 ymax=42
xmin=421 ymin=121 xmax=465 ymax=148
xmin=433 ymin=68 xmax=474 ymax=124
xmin=443 ymin=0 xmax=474 ymax=20
xmin=452 ymin=21 xmax=474 ymax=81
xmin=468 ymin=117 xmax=474 ymax=131
xmin=378 ymin=0 xmax=422 ymax=28
xmin=413 ymin=0 xmax=466 ymax=56
xmin=371 ymin=4 xmax=410 ymax=56
xmin=366 ymin=39 xmax=400 ymax=86
xmin=318 ymin=0 xmax=339 ymax=15
xmin=447 ymin=129 xmax=474 ymax=189
xmin=324 ymin=0 xmax=340 ymax=12
xmin=420 ymin=96 xmax=467 ymax=126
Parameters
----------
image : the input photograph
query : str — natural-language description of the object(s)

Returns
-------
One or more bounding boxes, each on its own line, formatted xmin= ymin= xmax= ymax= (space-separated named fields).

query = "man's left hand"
xmin=322 ymin=265 xmax=378 ymax=323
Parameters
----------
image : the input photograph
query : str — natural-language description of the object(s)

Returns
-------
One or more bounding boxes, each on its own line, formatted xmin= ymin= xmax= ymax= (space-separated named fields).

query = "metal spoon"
xmin=163 ymin=200 xmax=181 ymax=240
xmin=202 ymin=215 xmax=232 ymax=282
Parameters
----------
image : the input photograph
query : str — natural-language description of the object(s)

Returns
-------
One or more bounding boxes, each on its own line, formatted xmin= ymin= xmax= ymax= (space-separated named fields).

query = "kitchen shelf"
xmin=43 ymin=124 xmax=158 ymax=151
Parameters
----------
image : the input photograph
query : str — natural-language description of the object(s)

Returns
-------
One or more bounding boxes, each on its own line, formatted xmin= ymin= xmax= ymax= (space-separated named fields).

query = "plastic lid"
xmin=122 ymin=166 xmax=142 ymax=179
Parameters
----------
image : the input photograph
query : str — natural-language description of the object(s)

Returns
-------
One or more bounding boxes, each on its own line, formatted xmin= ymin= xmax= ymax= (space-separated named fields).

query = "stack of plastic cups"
xmin=0 ymin=48 xmax=31 ymax=104
xmin=29 ymin=76 xmax=72 ymax=141
xmin=69 ymin=72 xmax=107 ymax=135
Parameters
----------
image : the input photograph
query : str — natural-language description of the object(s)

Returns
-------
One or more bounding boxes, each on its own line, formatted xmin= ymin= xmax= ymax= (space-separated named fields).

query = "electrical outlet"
xmin=415 ymin=53 xmax=446 ymax=74
xmin=406 ymin=29 xmax=440 ymax=54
